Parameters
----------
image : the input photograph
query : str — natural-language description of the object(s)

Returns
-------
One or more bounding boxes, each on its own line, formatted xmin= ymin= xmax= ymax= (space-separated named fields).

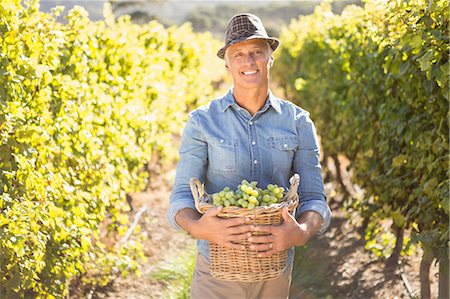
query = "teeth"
xmin=243 ymin=70 xmax=257 ymax=75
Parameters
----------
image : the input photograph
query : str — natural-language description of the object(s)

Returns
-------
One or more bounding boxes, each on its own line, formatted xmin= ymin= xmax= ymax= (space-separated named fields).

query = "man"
xmin=167 ymin=13 xmax=331 ymax=298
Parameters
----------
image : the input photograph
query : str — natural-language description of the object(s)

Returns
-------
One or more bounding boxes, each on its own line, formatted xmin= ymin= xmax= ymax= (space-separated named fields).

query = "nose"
xmin=244 ymin=53 xmax=256 ymax=65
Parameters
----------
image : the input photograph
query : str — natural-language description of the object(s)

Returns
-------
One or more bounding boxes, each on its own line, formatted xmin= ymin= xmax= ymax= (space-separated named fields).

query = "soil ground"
xmin=88 ymin=166 xmax=439 ymax=299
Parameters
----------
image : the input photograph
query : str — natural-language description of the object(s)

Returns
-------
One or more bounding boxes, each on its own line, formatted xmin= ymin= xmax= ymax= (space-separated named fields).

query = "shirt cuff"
xmin=297 ymin=200 xmax=331 ymax=234
xmin=167 ymin=199 xmax=197 ymax=231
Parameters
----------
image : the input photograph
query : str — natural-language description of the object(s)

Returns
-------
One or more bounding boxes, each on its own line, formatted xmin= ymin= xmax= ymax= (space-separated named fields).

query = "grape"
xmin=248 ymin=196 xmax=258 ymax=204
xmin=210 ymin=180 xmax=286 ymax=209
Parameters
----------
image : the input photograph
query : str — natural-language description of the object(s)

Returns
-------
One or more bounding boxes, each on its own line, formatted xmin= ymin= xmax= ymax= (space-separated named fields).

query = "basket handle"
xmin=285 ymin=173 xmax=300 ymax=205
xmin=190 ymin=177 xmax=206 ymax=214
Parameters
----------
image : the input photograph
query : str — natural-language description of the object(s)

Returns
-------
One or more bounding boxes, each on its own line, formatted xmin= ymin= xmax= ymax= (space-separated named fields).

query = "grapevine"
xmin=0 ymin=0 xmax=224 ymax=297
xmin=273 ymin=0 xmax=448 ymax=296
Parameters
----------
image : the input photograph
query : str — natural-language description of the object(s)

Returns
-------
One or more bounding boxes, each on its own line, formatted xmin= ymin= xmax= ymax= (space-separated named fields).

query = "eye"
xmin=255 ymin=49 xmax=263 ymax=55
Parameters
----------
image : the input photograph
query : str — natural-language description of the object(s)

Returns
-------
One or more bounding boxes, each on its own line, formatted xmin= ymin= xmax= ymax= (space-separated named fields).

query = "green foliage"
xmin=151 ymin=244 xmax=197 ymax=299
xmin=274 ymin=0 xmax=448 ymax=260
xmin=0 ymin=0 xmax=223 ymax=297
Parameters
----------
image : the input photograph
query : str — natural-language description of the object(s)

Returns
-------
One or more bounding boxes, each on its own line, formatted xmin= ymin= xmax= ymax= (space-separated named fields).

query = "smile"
xmin=242 ymin=70 xmax=258 ymax=75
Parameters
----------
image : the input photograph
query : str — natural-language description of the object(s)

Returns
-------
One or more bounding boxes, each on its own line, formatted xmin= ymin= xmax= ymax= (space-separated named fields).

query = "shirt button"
xmin=252 ymin=141 xmax=256 ymax=146
xmin=220 ymin=139 xmax=224 ymax=143
xmin=249 ymin=121 xmax=253 ymax=125
xmin=283 ymin=144 xmax=288 ymax=148
xmin=253 ymin=160 xmax=258 ymax=164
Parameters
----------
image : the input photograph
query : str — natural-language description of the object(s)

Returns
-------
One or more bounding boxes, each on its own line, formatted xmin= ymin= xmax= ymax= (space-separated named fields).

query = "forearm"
xmin=297 ymin=198 xmax=331 ymax=233
xmin=175 ymin=207 xmax=202 ymax=238
xmin=294 ymin=210 xmax=324 ymax=246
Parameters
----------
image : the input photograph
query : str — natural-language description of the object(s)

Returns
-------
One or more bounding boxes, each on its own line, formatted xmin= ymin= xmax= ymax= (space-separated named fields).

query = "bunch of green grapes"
xmin=211 ymin=179 xmax=285 ymax=209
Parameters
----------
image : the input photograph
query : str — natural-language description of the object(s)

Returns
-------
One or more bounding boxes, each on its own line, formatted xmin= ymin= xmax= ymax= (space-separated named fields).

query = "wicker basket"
xmin=190 ymin=174 xmax=299 ymax=282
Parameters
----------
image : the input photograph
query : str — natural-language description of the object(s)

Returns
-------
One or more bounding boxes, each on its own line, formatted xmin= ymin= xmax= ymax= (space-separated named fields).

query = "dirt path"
xmin=289 ymin=193 xmax=438 ymax=299
xmin=95 ymin=171 xmax=438 ymax=299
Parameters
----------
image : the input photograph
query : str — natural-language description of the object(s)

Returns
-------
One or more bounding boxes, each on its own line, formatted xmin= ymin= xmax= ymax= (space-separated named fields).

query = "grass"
xmin=151 ymin=243 xmax=197 ymax=299
xmin=289 ymin=246 xmax=333 ymax=299
xmin=151 ymin=242 xmax=333 ymax=299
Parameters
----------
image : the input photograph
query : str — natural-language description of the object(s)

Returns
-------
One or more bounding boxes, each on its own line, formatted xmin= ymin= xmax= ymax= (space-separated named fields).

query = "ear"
xmin=225 ymin=64 xmax=230 ymax=72
xmin=268 ymin=56 xmax=274 ymax=68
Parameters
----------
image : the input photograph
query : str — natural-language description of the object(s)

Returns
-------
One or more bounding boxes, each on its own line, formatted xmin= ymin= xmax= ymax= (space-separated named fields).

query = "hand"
xmin=192 ymin=206 xmax=254 ymax=250
xmin=248 ymin=208 xmax=322 ymax=257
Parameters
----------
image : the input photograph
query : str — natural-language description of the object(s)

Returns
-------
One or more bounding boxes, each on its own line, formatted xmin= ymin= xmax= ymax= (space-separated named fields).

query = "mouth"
xmin=241 ymin=70 xmax=258 ymax=76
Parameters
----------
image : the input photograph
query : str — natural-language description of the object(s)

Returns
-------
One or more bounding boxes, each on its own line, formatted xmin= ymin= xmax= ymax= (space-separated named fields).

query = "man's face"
xmin=225 ymin=39 xmax=273 ymax=90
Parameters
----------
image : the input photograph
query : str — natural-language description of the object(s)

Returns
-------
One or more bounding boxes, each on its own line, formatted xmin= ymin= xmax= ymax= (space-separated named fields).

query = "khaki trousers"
xmin=190 ymin=254 xmax=292 ymax=299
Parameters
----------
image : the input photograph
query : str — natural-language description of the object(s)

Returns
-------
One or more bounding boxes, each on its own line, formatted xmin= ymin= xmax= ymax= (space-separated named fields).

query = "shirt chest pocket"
xmin=208 ymin=138 xmax=238 ymax=172
xmin=269 ymin=137 xmax=299 ymax=151
xmin=268 ymin=136 xmax=299 ymax=172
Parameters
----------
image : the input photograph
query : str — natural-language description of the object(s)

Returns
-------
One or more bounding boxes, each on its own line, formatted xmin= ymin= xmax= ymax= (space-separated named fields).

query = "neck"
xmin=233 ymin=85 xmax=269 ymax=116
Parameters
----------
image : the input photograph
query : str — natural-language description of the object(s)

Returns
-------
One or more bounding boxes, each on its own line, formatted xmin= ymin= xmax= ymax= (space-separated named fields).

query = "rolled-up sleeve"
xmin=293 ymin=113 xmax=331 ymax=233
xmin=167 ymin=113 xmax=208 ymax=230
xmin=298 ymin=198 xmax=331 ymax=234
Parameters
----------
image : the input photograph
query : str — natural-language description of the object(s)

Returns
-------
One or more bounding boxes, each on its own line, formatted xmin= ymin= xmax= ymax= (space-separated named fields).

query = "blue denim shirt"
xmin=168 ymin=89 xmax=331 ymax=262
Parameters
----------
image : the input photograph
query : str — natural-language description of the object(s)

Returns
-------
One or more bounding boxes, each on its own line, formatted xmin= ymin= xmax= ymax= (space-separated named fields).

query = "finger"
xmin=226 ymin=217 xmax=251 ymax=227
xmin=228 ymin=232 xmax=252 ymax=242
xmin=247 ymin=235 xmax=272 ymax=244
xmin=224 ymin=241 xmax=246 ymax=250
xmin=249 ymin=242 xmax=274 ymax=252
xmin=282 ymin=207 xmax=295 ymax=223
xmin=227 ymin=224 xmax=254 ymax=235
xmin=252 ymin=225 xmax=274 ymax=234
xmin=205 ymin=205 xmax=223 ymax=217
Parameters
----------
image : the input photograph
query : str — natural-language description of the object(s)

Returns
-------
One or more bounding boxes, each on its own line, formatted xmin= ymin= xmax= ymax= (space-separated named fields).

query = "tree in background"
xmin=108 ymin=0 xmax=362 ymax=36
xmin=109 ymin=0 xmax=172 ymax=25
xmin=185 ymin=1 xmax=362 ymax=37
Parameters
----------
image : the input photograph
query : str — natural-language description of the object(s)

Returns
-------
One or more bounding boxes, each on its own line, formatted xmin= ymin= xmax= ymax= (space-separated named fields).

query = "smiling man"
xmin=168 ymin=13 xmax=331 ymax=299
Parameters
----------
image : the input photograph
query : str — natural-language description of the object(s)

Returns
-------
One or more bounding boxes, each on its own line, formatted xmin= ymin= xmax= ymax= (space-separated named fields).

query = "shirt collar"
xmin=221 ymin=89 xmax=236 ymax=111
xmin=221 ymin=88 xmax=282 ymax=114
xmin=267 ymin=90 xmax=282 ymax=114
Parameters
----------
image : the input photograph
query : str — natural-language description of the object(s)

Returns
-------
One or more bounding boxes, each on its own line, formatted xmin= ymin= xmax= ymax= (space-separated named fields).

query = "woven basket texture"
xmin=190 ymin=174 xmax=299 ymax=282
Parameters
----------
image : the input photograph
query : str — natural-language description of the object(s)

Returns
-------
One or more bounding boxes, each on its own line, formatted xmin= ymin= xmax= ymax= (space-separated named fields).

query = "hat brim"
xmin=217 ymin=36 xmax=279 ymax=60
